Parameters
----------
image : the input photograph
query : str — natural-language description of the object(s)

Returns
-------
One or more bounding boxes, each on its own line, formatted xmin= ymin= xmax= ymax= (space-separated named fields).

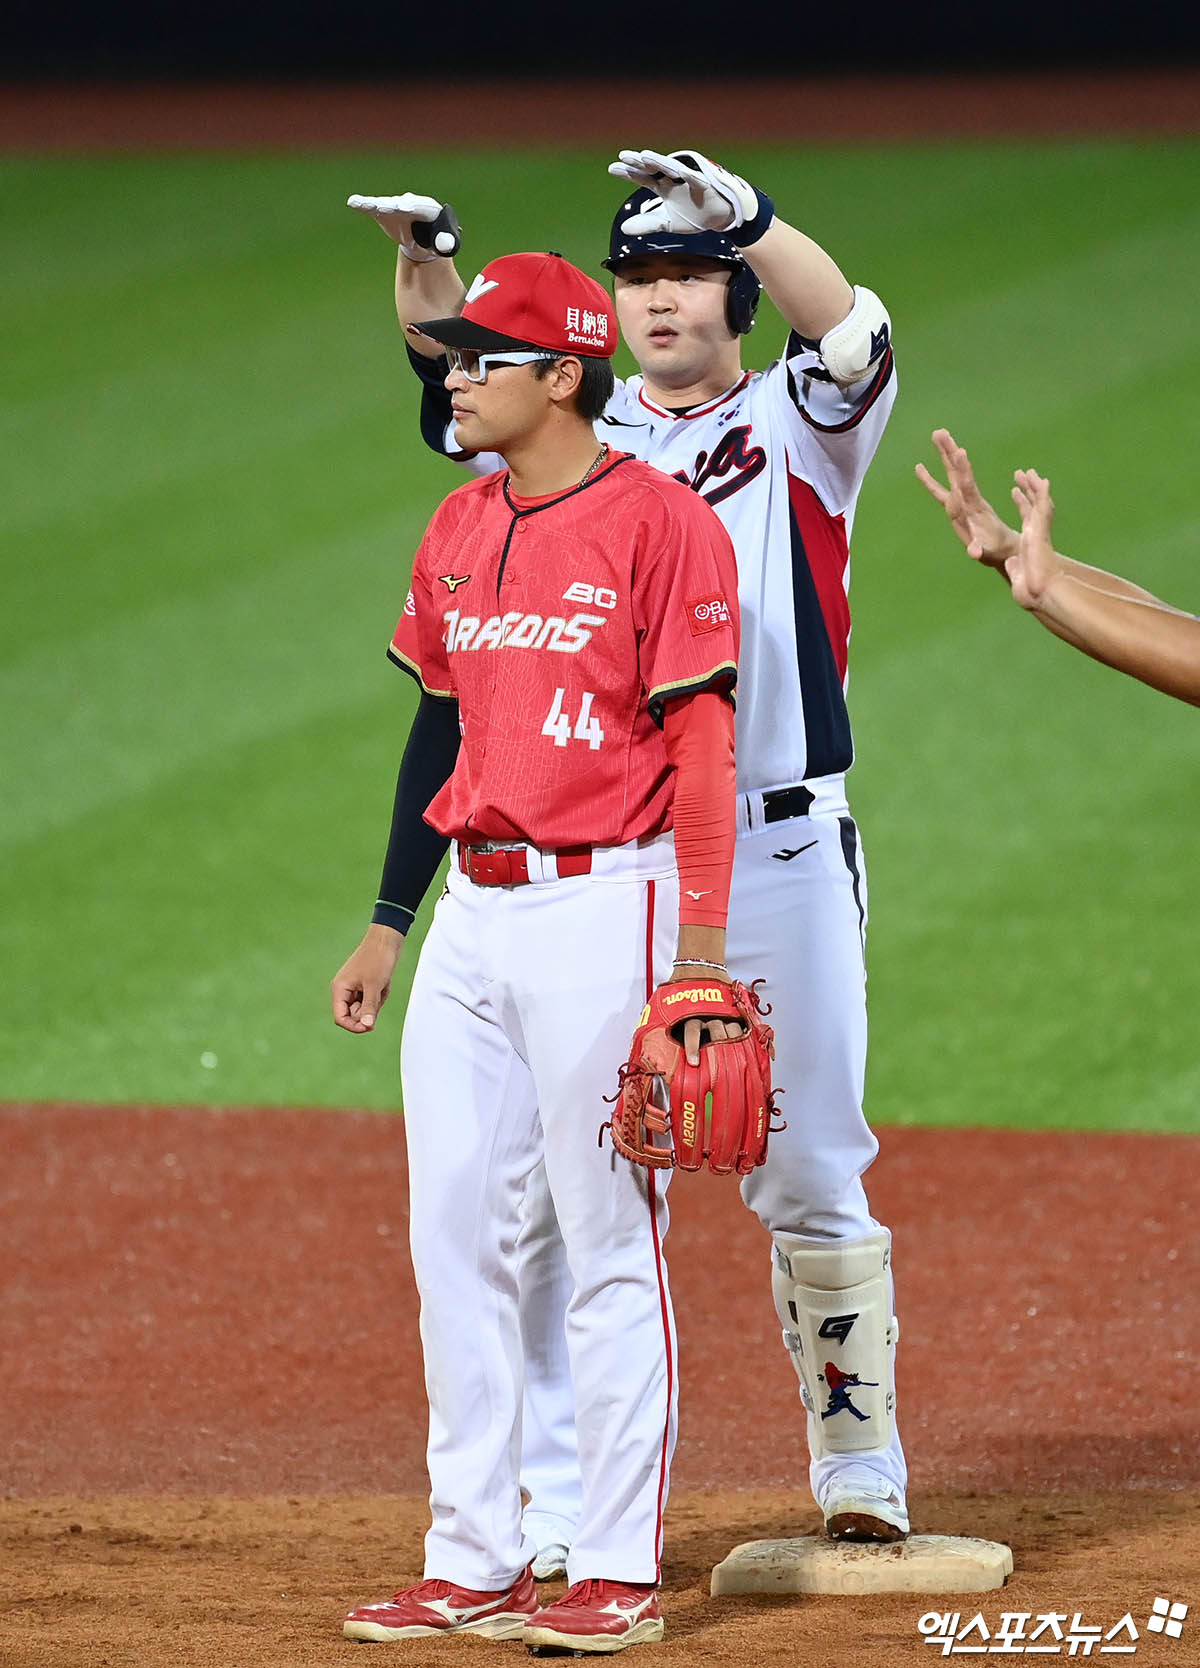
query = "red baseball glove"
xmin=603 ymin=979 xmax=778 ymax=1175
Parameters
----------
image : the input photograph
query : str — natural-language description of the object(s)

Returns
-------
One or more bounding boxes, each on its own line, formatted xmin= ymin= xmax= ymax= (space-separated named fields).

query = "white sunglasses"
xmin=444 ymin=347 xmax=559 ymax=383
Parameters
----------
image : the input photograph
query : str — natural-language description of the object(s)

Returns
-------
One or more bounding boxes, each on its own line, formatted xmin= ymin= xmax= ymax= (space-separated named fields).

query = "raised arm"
xmin=1010 ymin=469 xmax=1200 ymax=705
xmin=609 ymin=147 xmax=888 ymax=383
xmin=347 ymin=191 xmax=467 ymax=357
xmin=918 ymin=430 xmax=1200 ymax=705
xmin=735 ymin=217 xmax=852 ymax=343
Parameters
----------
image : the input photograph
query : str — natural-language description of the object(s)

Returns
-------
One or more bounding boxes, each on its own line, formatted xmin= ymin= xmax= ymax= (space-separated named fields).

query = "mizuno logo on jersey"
xmin=687 ymin=593 xmax=731 ymax=635
xmin=673 ymin=424 xmax=767 ymax=508
xmin=443 ymin=609 xmax=608 ymax=655
xmin=438 ymin=573 xmax=471 ymax=592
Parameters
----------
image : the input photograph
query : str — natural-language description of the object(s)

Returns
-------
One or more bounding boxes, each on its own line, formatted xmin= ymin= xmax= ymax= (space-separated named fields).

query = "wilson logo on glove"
xmin=663 ymin=985 xmax=725 ymax=1005
xmin=601 ymin=979 xmax=781 ymax=1176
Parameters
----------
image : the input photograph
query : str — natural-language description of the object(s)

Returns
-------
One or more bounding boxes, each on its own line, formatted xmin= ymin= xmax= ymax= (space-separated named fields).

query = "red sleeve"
xmin=662 ymin=691 xmax=737 ymax=929
xmin=387 ymin=514 xmax=456 ymax=699
xmin=634 ymin=483 xmax=740 ymax=727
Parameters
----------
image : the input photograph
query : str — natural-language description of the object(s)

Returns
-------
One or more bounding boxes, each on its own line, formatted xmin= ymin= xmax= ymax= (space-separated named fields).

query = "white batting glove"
xmin=346 ymin=192 xmax=461 ymax=261
xmin=608 ymin=149 xmax=775 ymax=246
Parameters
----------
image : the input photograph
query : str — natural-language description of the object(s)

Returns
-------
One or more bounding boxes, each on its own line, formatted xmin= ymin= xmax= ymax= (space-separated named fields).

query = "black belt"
xmin=762 ymin=785 xmax=815 ymax=824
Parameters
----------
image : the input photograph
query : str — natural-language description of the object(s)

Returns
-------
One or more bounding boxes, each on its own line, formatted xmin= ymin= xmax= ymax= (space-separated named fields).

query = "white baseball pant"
xmin=517 ymin=782 xmax=905 ymax=1540
xmin=400 ymin=841 xmax=681 ymax=1589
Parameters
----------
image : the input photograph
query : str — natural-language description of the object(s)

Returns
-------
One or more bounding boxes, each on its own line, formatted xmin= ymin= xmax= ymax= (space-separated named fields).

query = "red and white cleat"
xmin=343 ymin=1565 xmax=538 ymax=1641
xmin=523 ymin=1579 xmax=663 ymax=1654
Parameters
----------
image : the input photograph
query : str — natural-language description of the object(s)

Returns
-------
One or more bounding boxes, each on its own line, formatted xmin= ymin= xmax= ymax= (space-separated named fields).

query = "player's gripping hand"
xmin=346 ymin=192 xmax=462 ymax=261
xmin=670 ymin=961 xmax=742 ymax=1066
xmin=608 ymin=148 xmax=775 ymax=246
xmin=603 ymin=978 xmax=778 ymax=1176
xmin=331 ymin=924 xmax=406 ymax=1034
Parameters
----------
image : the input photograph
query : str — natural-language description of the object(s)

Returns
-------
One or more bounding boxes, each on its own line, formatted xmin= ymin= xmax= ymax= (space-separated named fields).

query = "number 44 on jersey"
xmin=542 ymin=688 xmax=605 ymax=750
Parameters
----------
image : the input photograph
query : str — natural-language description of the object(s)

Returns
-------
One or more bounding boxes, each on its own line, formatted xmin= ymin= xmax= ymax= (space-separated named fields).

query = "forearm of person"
xmin=395 ymin=252 xmax=467 ymax=358
xmin=740 ymin=216 xmax=854 ymax=341
xmin=1050 ymin=554 xmax=1170 ymax=606
xmin=1032 ymin=574 xmax=1200 ymax=705
xmin=371 ymin=692 xmax=461 ymax=932
xmin=662 ymin=691 xmax=737 ymax=966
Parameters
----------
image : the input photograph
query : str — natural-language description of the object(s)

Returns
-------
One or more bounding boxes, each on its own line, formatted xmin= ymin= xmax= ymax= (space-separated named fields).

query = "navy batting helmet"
xmin=600 ymin=187 xmax=761 ymax=336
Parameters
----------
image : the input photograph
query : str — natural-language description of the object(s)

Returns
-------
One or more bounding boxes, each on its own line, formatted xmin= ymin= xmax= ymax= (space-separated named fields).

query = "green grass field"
xmin=2 ymin=141 xmax=1198 ymax=1131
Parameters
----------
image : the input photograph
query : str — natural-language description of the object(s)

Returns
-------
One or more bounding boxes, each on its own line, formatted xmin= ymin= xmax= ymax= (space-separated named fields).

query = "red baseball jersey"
xmin=389 ymin=452 xmax=739 ymax=848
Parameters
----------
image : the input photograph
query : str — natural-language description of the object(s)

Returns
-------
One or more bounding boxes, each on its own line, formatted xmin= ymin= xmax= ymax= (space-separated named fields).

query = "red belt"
xmin=457 ymin=842 xmax=593 ymax=886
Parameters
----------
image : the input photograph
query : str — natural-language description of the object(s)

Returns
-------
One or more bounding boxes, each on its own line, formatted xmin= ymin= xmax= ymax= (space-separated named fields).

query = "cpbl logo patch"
xmin=687 ymin=593 xmax=731 ymax=635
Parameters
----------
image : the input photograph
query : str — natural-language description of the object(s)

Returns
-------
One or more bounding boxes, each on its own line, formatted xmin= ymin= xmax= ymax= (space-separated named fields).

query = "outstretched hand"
xmin=1009 ymin=468 xmax=1062 ymax=610
xmin=916 ymin=428 xmax=1020 ymax=573
xmin=608 ymin=148 xmax=762 ymax=238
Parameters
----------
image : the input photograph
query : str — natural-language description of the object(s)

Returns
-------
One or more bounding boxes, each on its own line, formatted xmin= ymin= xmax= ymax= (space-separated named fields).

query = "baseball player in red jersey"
xmin=348 ymin=147 xmax=909 ymax=1570
xmin=331 ymin=251 xmax=742 ymax=1652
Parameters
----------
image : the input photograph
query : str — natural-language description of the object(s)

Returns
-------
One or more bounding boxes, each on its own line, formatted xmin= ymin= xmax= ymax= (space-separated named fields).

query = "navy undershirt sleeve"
xmin=370 ymin=691 xmax=461 ymax=933
xmin=405 ymin=340 xmax=474 ymax=460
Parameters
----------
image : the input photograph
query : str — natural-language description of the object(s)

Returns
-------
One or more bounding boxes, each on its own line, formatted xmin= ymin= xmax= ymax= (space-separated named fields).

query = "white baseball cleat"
xmin=531 ymin=1541 xmax=570 ymax=1581
xmin=819 ymin=1464 xmax=909 ymax=1542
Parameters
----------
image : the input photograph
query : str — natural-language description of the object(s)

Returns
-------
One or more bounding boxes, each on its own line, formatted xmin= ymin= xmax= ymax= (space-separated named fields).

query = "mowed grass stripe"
xmin=0 ymin=701 xmax=428 ymax=1110
xmin=1 ymin=511 xmax=423 ymax=842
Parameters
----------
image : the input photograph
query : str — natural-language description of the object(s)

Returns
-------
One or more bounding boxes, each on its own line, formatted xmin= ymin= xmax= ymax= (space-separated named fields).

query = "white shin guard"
xmin=771 ymin=1230 xmax=898 ymax=1459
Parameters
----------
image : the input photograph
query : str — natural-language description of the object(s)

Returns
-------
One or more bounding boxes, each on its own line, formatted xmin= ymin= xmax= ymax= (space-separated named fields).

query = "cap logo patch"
xmin=687 ymin=593 xmax=731 ymax=634
xmin=565 ymin=306 xmax=609 ymax=347
xmin=465 ymin=274 xmax=500 ymax=303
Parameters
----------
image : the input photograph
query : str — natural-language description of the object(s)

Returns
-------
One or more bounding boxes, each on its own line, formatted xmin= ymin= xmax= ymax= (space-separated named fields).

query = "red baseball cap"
xmin=414 ymin=251 xmax=617 ymax=358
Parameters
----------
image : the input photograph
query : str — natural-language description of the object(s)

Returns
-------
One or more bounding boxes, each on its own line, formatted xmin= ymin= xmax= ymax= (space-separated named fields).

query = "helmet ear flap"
xmin=726 ymin=263 xmax=761 ymax=335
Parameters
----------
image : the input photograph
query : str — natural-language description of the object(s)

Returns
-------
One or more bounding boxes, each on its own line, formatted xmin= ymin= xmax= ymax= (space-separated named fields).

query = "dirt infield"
xmin=2 ymin=1104 xmax=1197 ymax=1665
xmin=2 ymin=70 xmax=1199 ymax=151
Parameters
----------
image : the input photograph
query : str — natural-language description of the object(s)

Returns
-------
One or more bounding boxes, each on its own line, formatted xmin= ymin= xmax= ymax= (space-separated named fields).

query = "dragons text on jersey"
xmin=390 ymin=452 xmax=738 ymax=849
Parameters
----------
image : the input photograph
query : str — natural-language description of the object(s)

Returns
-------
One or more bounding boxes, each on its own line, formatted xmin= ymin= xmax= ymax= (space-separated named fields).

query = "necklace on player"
xmin=579 ymin=445 xmax=608 ymax=486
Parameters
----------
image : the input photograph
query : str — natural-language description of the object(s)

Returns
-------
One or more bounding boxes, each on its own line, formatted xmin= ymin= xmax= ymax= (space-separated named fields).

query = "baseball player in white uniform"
xmin=332 ymin=250 xmax=746 ymax=1651
xmin=347 ymin=147 xmax=908 ymax=1571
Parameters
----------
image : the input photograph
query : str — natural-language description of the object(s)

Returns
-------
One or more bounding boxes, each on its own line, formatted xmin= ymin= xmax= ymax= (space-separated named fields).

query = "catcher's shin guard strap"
xmin=771 ymin=1230 xmax=897 ymax=1457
